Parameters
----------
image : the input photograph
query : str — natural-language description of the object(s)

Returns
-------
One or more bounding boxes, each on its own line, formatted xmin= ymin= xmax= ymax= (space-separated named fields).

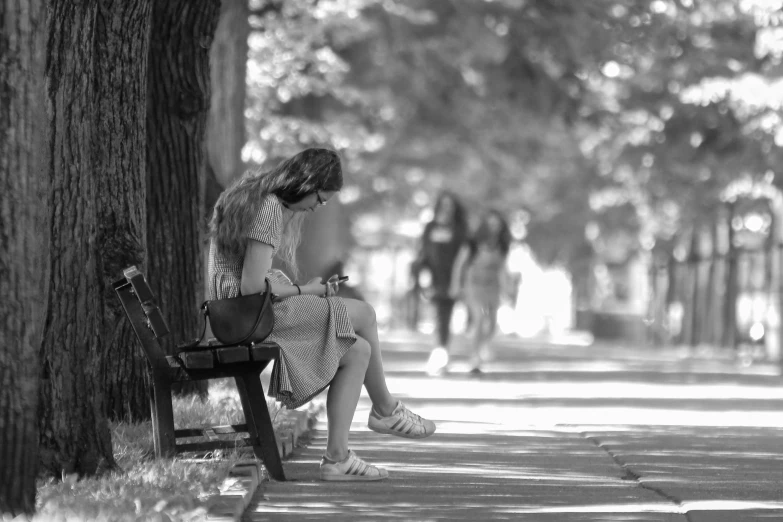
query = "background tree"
xmin=146 ymin=0 xmax=222 ymax=398
xmin=0 ymin=0 xmax=48 ymax=514
xmin=244 ymin=1 xmax=782 ymax=293
xmin=205 ymin=0 xmax=250 ymax=292
xmin=207 ymin=0 xmax=250 ymax=196
xmin=39 ymin=0 xmax=152 ymax=475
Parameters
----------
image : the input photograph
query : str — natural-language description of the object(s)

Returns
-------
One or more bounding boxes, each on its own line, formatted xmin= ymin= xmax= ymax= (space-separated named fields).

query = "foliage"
xmin=33 ymin=379 xmax=287 ymax=522
xmin=245 ymin=0 xmax=783 ymax=267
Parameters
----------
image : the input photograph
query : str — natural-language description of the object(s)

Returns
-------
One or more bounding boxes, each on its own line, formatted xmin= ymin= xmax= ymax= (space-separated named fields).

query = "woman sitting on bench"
xmin=208 ymin=147 xmax=436 ymax=481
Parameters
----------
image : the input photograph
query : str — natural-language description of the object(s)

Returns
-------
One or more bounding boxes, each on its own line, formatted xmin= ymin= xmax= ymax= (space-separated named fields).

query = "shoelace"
xmin=392 ymin=404 xmax=426 ymax=434
xmin=400 ymin=403 xmax=426 ymax=423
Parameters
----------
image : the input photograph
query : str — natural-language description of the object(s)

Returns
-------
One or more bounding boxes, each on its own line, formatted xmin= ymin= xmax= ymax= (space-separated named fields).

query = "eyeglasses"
xmin=316 ymin=191 xmax=326 ymax=206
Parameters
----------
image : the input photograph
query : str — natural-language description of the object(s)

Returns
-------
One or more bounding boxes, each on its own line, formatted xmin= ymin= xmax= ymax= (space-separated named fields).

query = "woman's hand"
xmin=303 ymin=277 xmax=328 ymax=297
xmin=302 ymin=275 xmax=343 ymax=297
xmin=322 ymin=274 xmax=344 ymax=297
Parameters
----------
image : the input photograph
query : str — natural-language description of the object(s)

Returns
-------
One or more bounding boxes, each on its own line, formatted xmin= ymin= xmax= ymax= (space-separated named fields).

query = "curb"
xmin=205 ymin=402 xmax=324 ymax=521
xmin=205 ymin=460 xmax=262 ymax=521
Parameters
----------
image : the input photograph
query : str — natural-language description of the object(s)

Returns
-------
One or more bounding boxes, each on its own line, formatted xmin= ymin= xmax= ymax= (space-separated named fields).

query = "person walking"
xmin=453 ymin=209 xmax=513 ymax=374
xmin=412 ymin=191 xmax=469 ymax=375
xmin=208 ymin=148 xmax=435 ymax=481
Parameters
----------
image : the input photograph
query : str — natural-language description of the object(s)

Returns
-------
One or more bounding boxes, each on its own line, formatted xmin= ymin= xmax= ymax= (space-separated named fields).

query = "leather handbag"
xmin=181 ymin=278 xmax=275 ymax=350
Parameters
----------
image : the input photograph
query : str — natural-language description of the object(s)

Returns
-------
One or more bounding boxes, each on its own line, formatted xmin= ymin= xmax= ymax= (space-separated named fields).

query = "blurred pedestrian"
xmin=453 ymin=209 xmax=513 ymax=374
xmin=412 ymin=190 xmax=469 ymax=375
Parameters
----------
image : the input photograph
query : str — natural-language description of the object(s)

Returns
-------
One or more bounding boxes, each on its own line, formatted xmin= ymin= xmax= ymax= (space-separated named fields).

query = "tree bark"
xmin=147 ymin=0 xmax=221 ymax=396
xmin=0 ymin=0 xmax=48 ymax=513
xmin=96 ymin=2 xmax=154 ymax=422
xmin=40 ymin=0 xmax=152 ymax=476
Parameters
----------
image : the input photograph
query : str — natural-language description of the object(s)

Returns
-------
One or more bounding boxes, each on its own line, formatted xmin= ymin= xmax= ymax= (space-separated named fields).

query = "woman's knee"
xmin=340 ymin=336 xmax=371 ymax=368
xmin=344 ymin=299 xmax=376 ymax=331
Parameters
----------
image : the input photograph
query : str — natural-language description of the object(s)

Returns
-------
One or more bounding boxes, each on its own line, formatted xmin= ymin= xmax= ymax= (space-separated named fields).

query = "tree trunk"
xmin=704 ymin=219 xmax=723 ymax=346
xmin=277 ymin=97 xmax=355 ymax=282
xmin=723 ymin=203 xmax=738 ymax=349
xmin=206 ymin=0 xmax=249 ymax=190
xmin=204 ymin=0 xmax=249 ymax=301
xmin=647 ymin=260 xmax=667 ymax=346
xmin=0 ymin=0 xmax=48 ymax=513
xmin=40 ymin=0 xmax=152 ymax=476
xmin=296 ymin=202 xmax=354 ymax=283
xmin=687 ymin=229 xmax=702 ymax=347
xmin=147 ymin=0 xmax=221 ymax=396
xmin=96 ymin=2 xmax=154 ymax=422
xmin=664 ymin=251 xmax=681 ymax=343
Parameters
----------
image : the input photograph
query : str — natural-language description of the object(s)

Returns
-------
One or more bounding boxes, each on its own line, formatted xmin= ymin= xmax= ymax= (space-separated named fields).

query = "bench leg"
xmin=236 ymin=374 xmax=286 ymax=481
xmin=150 ymin=376 xmax=177 ymax=458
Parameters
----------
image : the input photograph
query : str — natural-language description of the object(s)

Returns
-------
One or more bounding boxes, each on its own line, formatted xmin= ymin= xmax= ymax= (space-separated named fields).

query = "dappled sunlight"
xmin=251 ymin=323 xmax=783 ymax=520
xmin=255 ymin=357 xmax=783 ymax=519
xmin=384 ymin=376 xmax=783 ymax=400
xmin=416 ymin=404 xmax=783 ymax=429
xmin=366 ymin=376 xmax=783 ymax=429
xmin=499 ymin=501 xmax=783 ymax=514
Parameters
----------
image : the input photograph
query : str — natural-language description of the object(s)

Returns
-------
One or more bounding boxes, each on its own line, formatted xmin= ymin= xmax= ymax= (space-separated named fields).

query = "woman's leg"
xmin=424 ymin=296 xmax=454 ymax=375
xmin=325 ymin=336 xmax=371 ymax=461
xmin=341 ymin=299 xmax=397 ymax=416
xmin=481 ymin=304 xmax=500 ymax=360
xmin=434 ymin=297 xmax=456 ymax=350
xmin=485 ymin=304 xmax=499 ymax=341
xmin=471 ymin=303 xmax=488 ymax=365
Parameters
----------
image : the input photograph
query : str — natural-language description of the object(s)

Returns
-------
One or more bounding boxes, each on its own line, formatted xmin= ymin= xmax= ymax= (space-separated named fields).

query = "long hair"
xmin=467 ymin=209 xmax=512 ymax=261
xmin=426 ymin=190 xmax=468 ymax=243
xmin=209 ymin=148 xmax=343 ymax=273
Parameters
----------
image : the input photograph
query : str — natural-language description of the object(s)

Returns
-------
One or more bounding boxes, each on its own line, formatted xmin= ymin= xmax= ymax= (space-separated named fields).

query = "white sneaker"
xmin=426 ymin=346 xmax=449 ymax=376
xmin=368 ymin=401 xmax=436 ymax=439
xmin=319 ymin=450 xmax=389 ymax=481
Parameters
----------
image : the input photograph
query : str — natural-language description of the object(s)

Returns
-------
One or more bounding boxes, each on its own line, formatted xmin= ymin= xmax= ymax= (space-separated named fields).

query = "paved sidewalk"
xmin=247 ymin=419 xmax=783 ymax=521
xmin=244 ymin=332 xmax=783 ymax=521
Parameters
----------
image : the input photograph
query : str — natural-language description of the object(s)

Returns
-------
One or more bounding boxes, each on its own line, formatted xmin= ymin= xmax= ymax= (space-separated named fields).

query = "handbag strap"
xmin=226 ymin=278 xmax=273 ymax=347
xmin=178 ymin=277 xmax=272 ymax=352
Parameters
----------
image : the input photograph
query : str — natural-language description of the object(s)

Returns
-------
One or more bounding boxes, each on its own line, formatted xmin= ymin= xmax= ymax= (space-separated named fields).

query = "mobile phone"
xmin=324 ymin=275 xmax=349 ymax=284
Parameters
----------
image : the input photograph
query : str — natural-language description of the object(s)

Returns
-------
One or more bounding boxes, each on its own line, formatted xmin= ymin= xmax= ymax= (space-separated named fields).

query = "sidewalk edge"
xmin=206 ymin=401 xmax=324 ymax=521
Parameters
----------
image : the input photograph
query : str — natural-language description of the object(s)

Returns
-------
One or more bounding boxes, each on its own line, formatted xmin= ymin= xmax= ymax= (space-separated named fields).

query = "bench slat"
xmin=215 ymin=346 xmax=250 ymax=364
xmin=178 ymin=351 xmax=214 ymax=369
xmin=250 ymin=342 xmax=280 ymax=362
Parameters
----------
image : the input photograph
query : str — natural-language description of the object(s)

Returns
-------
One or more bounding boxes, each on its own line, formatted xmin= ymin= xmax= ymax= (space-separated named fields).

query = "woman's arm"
xmin=412 ymin=226 xmax=430 ymax=271
xmin=241 ymin=240 xmax=326 ymax=298
xmin=448 ymin=244 xmax=471 ymax=298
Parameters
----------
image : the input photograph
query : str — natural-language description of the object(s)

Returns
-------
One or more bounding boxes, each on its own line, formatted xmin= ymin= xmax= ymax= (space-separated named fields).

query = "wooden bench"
xmin=113 ymin=266 xmax=286 ymax=480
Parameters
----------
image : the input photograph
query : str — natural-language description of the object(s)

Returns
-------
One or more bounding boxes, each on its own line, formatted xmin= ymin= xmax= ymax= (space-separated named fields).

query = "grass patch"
xmin=34 ymin=379 xmax=286 ymax=522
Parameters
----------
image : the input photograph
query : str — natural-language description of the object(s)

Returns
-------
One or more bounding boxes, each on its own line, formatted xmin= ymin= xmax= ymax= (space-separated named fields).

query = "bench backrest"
xmin=113 ymin=266 xmax=172 ymax=370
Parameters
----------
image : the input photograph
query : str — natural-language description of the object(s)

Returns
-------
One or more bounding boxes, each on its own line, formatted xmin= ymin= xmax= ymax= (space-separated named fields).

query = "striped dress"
xmin=207 ymin=194 xmax=356 ymax=409
xmin=464 ymin=245 xmax=507 ymax=310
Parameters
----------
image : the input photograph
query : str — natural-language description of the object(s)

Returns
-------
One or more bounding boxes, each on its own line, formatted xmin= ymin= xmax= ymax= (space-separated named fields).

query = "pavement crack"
xmin=582 ymin=432 xmax=689 ymax=518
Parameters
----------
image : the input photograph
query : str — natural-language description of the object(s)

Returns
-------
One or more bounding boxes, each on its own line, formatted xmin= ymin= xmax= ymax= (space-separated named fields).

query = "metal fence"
xmin=646 ymin=243 xmax=782 ymax=364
